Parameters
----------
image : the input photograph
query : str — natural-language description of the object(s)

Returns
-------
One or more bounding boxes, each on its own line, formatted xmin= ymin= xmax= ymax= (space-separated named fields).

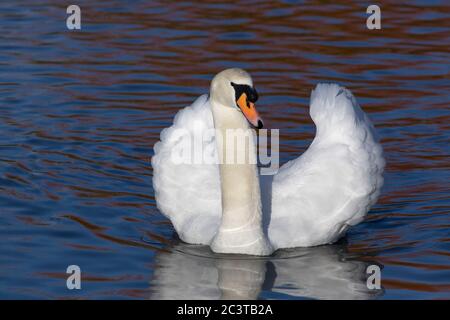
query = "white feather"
xmin=268 ymin=83 xmax=385 ymax=249
xmin=152 ymin=94 xmax=221 ymax=244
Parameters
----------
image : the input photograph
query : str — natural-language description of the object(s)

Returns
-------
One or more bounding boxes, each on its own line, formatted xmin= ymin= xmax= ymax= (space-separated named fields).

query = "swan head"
xmin=210 ymin=68 xmax=263 ymax=129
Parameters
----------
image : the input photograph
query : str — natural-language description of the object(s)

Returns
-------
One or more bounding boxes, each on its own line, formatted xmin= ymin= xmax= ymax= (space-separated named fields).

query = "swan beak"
xmin=236 ymin=93 xmax=264 ymax=129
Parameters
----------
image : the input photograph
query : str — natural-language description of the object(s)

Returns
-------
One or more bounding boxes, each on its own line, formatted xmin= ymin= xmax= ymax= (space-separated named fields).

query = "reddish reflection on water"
xmin=0 ymin=1 xmax=449 ymax=299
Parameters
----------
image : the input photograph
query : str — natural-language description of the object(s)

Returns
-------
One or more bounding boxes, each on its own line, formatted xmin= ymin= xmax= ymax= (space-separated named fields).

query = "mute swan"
xmin=152 ymin=68 xmax=384 ymax=256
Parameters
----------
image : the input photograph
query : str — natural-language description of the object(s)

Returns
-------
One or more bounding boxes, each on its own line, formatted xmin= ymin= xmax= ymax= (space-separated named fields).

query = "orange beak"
xmin=236 ymin=92 xmax=264 ymax=129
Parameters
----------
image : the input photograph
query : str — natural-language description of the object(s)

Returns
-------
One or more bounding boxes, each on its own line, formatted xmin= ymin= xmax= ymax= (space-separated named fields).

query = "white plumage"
xmin=268 ymin=84 xmax=384 ymax=249
xmin=152 ymin=71 xmax=384 ymax=254
xmin=152 ymin=94 xmax=222 ymax=244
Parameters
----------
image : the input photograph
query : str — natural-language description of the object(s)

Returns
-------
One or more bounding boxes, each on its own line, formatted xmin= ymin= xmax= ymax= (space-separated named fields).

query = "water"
xmin=1 ymin=1 xmax=449 ymax=299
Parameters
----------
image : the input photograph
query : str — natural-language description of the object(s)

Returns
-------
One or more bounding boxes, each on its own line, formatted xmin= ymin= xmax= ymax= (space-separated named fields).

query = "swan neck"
xmin=210 ymin=100 xmax=273 ymax=255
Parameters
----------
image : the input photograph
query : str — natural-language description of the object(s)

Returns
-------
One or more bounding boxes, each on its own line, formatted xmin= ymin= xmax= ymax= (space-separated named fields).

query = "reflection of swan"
xmin=271 ymin=246 xmax=381 ymax=300
xmin=149 ymin=244 xmax=265 ymax=300
xmin=149 ymin=242 xmax=383 ymax=300
xmin=152 ymin=68 xmax=384 ymax=255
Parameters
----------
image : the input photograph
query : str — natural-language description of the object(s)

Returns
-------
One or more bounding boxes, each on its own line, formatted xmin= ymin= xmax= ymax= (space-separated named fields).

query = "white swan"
xmin=152 ymin=68 xmax=384 ymax=256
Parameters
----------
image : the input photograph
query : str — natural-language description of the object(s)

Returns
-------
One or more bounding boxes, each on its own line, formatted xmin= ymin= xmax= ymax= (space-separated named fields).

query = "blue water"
xmin=0 ymin=1 xmax=449 ymax=299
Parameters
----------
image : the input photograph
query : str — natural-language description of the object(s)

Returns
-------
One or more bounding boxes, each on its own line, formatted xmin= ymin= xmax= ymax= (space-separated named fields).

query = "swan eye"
xmin=230 ymin=82 xmax=259 ymax=104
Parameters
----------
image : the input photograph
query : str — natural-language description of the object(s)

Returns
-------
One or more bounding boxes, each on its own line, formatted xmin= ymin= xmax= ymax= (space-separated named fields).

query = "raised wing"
xmin=152 ymin=95 xmax=221 ymax=245
xmin=268 ymin=83 xmax=385 ymax=249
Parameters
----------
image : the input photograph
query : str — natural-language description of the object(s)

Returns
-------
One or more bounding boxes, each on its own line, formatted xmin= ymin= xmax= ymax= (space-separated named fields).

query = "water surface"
xmin=0 ymin=0 xmax=449 ymax=299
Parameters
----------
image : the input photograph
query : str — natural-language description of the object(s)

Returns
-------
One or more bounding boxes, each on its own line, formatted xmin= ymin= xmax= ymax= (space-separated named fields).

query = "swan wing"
xmin=152 ymin=95 xmax=221 ymax=245
xmin=268 ymin=83 xmax=385 ymax=249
